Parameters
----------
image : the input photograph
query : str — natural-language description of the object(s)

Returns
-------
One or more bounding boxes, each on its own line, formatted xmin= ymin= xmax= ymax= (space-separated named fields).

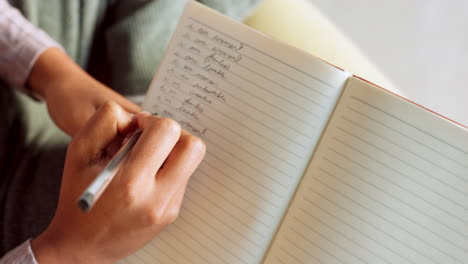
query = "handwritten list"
xmin=128 ymin=2 xmax=350 ymax=264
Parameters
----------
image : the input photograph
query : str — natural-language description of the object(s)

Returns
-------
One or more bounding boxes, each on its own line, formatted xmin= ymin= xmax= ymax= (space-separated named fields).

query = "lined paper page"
xmin=265 ymin=77 xmax=468 ymax=264
xmin=123 ymin=2 xmax=350 ymax=264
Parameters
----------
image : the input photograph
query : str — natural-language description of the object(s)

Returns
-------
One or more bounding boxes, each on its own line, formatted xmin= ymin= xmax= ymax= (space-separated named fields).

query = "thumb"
xmin=71 ymin=101 xmax=136 ymax=163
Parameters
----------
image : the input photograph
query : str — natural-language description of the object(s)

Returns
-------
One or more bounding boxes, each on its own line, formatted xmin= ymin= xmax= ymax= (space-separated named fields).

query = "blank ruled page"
xmin=265 ymin=77 xmax=468 ymax=264
xmin=123 ymin=2 xmax=350 ymax=264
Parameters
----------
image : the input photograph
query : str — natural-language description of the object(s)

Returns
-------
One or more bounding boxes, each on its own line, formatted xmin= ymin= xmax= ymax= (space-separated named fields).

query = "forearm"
xmin=1 ymin=1 xmax=138 ymax=137
xmin=0 ymin=0 xmax=61 ymax=98
xmin=27 ymin=47 xmax=117 ymax=105
xmin=28 ymin=47 xmax=140 ymax=136
xmin=31 ymin=232 xmax=106 ymax=264
xmin=26 ymin=47 xmax=80 ymax=101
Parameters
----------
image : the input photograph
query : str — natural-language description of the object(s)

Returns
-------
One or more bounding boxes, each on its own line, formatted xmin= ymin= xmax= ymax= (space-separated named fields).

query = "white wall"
xmin=310 ymin=0 xmax=468 ymax=126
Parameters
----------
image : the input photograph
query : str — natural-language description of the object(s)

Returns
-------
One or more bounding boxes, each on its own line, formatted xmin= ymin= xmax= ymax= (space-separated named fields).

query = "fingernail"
xmin=139 ymin=111 xmax=151 ymax=116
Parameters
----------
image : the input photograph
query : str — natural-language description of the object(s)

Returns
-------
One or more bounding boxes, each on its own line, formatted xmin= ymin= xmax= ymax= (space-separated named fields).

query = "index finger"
xmin=152 ymin=130 xmax=206 ymax=207
xmin=119 ymin=113 xmax=182 ymax=185
xmin=72 ymin=101 xmax=136 ymax=163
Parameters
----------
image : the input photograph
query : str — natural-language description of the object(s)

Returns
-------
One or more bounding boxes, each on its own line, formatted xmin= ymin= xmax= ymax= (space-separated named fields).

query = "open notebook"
xmin=121 ymin=1 xmax=468 ymax=263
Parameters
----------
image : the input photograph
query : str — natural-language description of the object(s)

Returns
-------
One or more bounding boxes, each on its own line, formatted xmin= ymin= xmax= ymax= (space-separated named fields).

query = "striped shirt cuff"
xmin=0 ymin=0 xmax=63 ymax=100
xmin=0 ymin=239 xmax=38 ymax=264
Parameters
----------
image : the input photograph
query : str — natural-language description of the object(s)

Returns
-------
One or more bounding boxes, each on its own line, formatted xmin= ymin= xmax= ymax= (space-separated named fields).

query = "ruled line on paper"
xmin=179 ymin=33 xmax=329 ymax=107
xmin=150 ymin=251 xmax=169 ymax=264
xmin=157 ymin=97 xmax=292 ymax=191
xmin=195 ymin=168 xmax=275 ymax=218
xmin=282 ymin=236 xmax=323 ymax=263
xmin=295 ymin=90 xmax=468 ymax=263
xmin=188 ymin=17 xmax=338 ymax=90
xmin=202 ymin=152 xmax=285 ymax=201
xmin=189 ymin=176 xmax=273 ymax=228
xmin=345 ymin=106 xmax=468 ymax=169
xmin=165 ymin=71 xmax=306 ymax=156
xmin=166 ymin=63 xmax=313 ymax=144
xmin=168 ymin=60 xmax=317 ymax=138
xmin=304 ymin=186 xmax=442 ymax=264
xmin=328 ymin=146 xmax=466 ymax=250
xmin=170 ymin=61 xmax=318 ymax=132
xmin=155 ymin=235 xmax=193 ymax=263
xmin=176 ymin=214 xmax=254 ymax=261
xmin=292 ymin=215 xmax=373 ymax=264
xmin=179 ymin=220 xmax=248 ymax=263
xmin=128 ymin=251 xmax=148 ymax=263
xmin=199 ymin=160 xmax=281 ymax=209
xmin=171 ymin=46 xmax=319 ymax=127
xmin=279 ymin=246 xmax=306 ymax=264
xmin=180 ymin=202 xmax=258 ymax=255
xmin=298 ymin=200 xmax=418 ymax=264
xmin=326 ymin=144 xmax=468 ymax=231
xmin=171 ymin=223 xmax=235 ymax=264
xmin=182 ymin=115 xmax=295 ymax=183
xmin=141 ymin=246 xmax=165 ymax=264
xmin=288 ymin=226 xmax=347 ymax=264
xmin=175 ymin=38 xmax=328 ymax=111
xmin=201 ymin=138 xmax=290 ymax=191
xmin=274 ymin=256 xmax=287 ymax=264
xmin=161 ymin=77 xmax=302 ymax=161
xmin=350 ymin=96 xmax=468 ymax=157
xmin=164 ymin=227 xmax=216 ymax=263
xmin=141 ymin=247 xmax=167 ymax=264
xmin=337 ymin=116 xmax=468 ymax=198
xmin=140 ymin=3 xmax=350 ymax=262
xmin=183 ymin=193 xmax=263 ymax=247
xmin=160 ymin=79 xmax=299 ymax=170
xmin=154 ymin=237 xmax=185 ymax=264
xmin=185 ymin=184 xmax=267 ymax=239
xmin=318 ymin=162 xmax=468 ymax=250
xmin=263 ymin=80 xmax=467 ymax=264
xmin=174 ymin=20 xmax=337 ymax=130
xmin=330 ymin=128 xmax=468 ymax=219
xmin=126 ymin=253 xmax=144 ymax=264
xmin=174 ymin=48 xmax=326 ymax=117
xmin=183 ymin=21 xmax=334 ymax=97
xmin=340 ymin=113 xmax=468 ymax=184
xmin=158 ymin=84 xmax=298 ymax=171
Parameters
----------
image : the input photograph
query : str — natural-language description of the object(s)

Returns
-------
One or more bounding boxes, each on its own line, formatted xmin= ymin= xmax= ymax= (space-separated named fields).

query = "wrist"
xmin=26 ymin=47 xmax=83 ymax=100
xmin=32 ymin=228 xmax=110 ymax=264
xmin=32 ymin=231 xmax=68 ymax=264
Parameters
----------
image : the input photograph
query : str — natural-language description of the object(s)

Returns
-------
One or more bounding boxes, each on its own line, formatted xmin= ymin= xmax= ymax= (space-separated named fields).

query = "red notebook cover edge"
xmin=353 ymin=75 xmax=467 ymax=129
xmin=314 ymin=57 xmax=467 ymax=129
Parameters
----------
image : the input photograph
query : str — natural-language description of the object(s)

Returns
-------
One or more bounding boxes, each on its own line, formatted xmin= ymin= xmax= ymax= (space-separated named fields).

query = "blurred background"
xmin=309 ymin=0 xmax=468 ymax=125
xmin=247 ymin=0 xmax=468 ymax=126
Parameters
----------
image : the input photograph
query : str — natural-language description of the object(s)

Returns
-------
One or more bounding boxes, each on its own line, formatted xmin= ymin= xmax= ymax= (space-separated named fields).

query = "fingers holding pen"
xmin=153 ymin=130 xmax=206 ymax=208
xmin=120 ymin=113 xmax=182 ymax=184
xmin=143 ymin=130 xmax=206 ymax=226
xmin=115 ymin=113 xmax=206 ymax=227
xmin=39 ymin=102 xmax=206 ymax=263
xmin=70 ymin=101 xmax=136 ymax=165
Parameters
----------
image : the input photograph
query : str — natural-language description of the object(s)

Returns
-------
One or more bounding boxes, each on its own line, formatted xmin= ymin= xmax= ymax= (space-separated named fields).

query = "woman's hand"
xmin=32 ymin=102 xmax=206 ymax=263
xmin=28 ymin=47 xmax=140 ymax=136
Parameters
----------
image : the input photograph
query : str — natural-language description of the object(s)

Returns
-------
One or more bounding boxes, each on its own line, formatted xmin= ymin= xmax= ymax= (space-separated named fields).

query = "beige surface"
xmin=245 ymin=0 xmax=399 ymax=94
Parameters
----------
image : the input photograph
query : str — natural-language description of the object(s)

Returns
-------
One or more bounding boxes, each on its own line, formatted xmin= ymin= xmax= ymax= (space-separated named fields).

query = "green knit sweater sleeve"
xmin=104 ymin=0 xmax=263 ymax=96
xmin=7 ymin=0 xmax=262 ymax=96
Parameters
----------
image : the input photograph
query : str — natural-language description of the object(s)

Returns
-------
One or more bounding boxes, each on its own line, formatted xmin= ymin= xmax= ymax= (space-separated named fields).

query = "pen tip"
xmin=77 ymin=199 xmax=91 ymax=212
